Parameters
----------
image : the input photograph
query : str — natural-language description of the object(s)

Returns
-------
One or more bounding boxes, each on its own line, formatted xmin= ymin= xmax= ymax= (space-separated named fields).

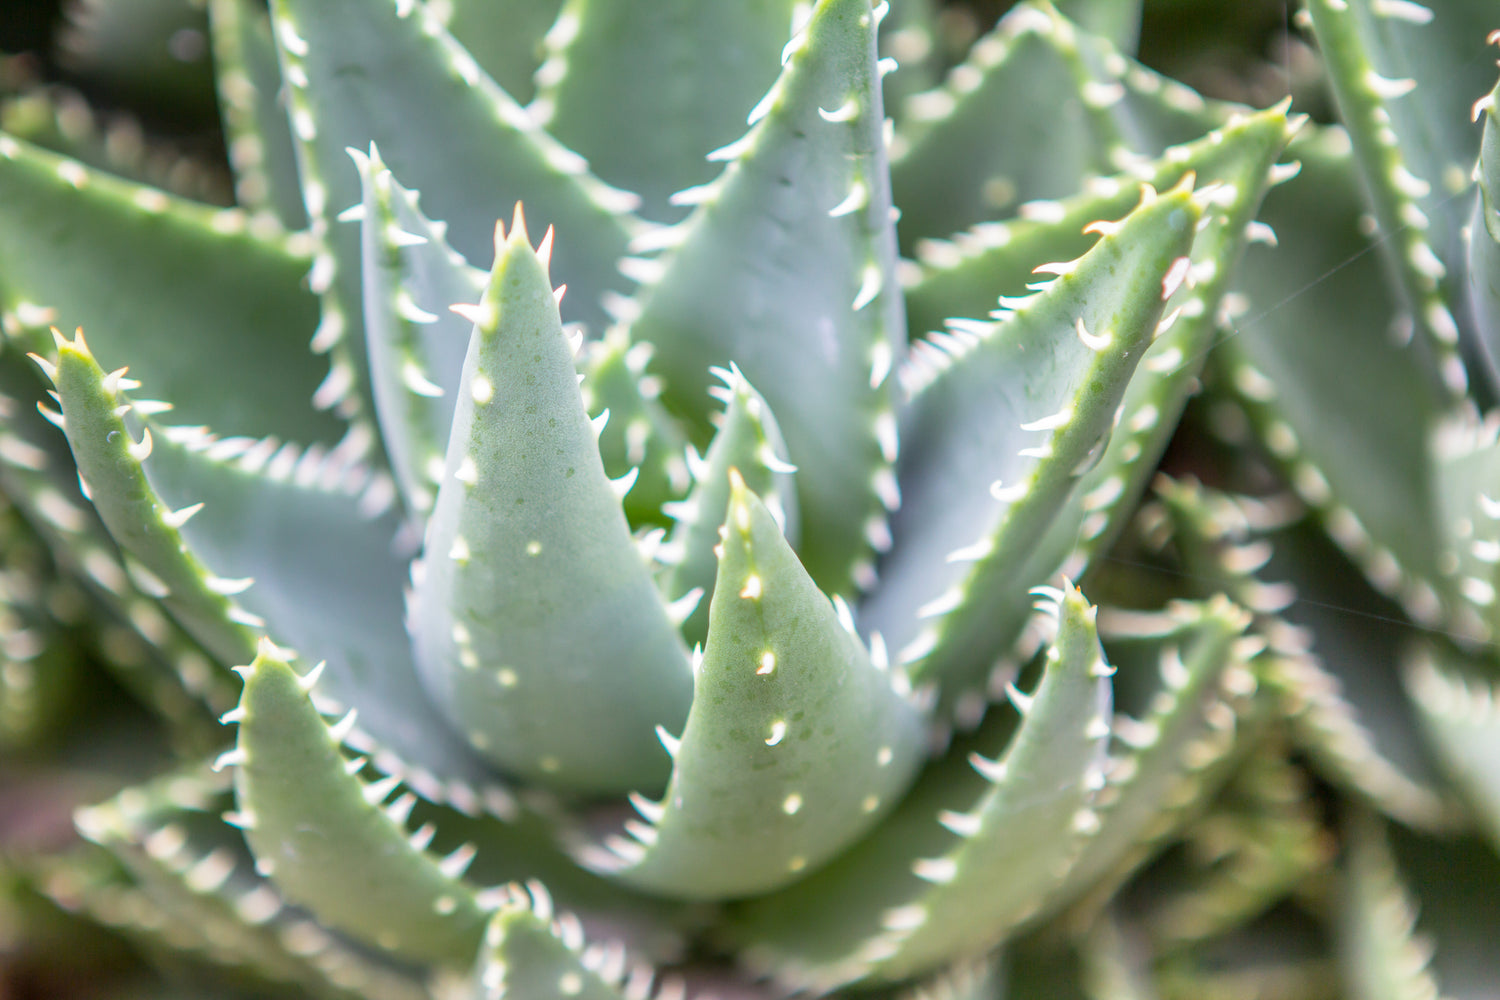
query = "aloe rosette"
xmin=3 ymin=0 xmax=1500 ymax=998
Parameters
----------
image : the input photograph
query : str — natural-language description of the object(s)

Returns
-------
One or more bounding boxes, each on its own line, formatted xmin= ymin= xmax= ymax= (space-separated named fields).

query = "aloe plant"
xmin=3 ymin=0 xmax=1500 ymax=997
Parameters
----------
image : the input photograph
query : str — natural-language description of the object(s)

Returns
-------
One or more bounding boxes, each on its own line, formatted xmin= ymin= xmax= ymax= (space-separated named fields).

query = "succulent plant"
xmin=4 ymin=0 xmax=1500 ymax=997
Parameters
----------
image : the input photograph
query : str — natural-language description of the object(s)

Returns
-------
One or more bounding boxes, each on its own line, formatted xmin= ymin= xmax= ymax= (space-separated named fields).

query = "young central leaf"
xmin=582 ymin=474 xmax=922 ymax=900
xmin=408 ymin=211 xmax=693 ymax=796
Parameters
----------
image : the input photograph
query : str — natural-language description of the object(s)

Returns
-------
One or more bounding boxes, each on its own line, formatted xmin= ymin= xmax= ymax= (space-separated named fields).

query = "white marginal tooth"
xmin=212 ymin=747 xmax=247 ymax=771
xmin=832 ymin=594 xmax=858 ymax=635
xmin=828 ymin=180 xmax=868 ymax=217
xmin=127 ymin=428 xmax=154 ymax=461
xmin=162 ymin=502 xmax=205 ymax=528
xmin=628 ymin=792 xmax=666 ymax=823
xmin=1020 ymin=406 xmax=1072 ymax=432
xmin=328 ymin=708 xmax=359 ymax=743
xmin=917 ymin=588 xmax=963 ymax=620
xmin=655 ymin=725 xmax=681 ymax=758
xmin=990 ymin=480 xmax=1027 ymax=502
xmin=968 ymin=751 xmax=1008 ymax=782
xmin=591 ymin=408 xmax=611 ymax=437
xmin=362 ymin=773 xmax=402 ymax=805
xmin=206 ymin=575 xmax=255 ymax=595
xmin=1076 ymin=316 xmax=1111 ymax=350
xmin=610 ymin=466 xmax=640 ymax=499
xmin=219 ymin=706 xmax=247 ymax=725
xmin=869 ymin=631 xmax=889 ymax=671
xmin=385 ymin=792 xmax=417 ymax=826
xmin=947 ymin=538 xmax=993 ymax=563
xmin=875 ymin=411 xmax=899 ymax=463
xmin=438 ymin=843 xmax=477 ymax=879
xmin=937 ymin=809 xmax=983 ymax=837
xmin=343 ymin=756 xmax=368 ymax=775
xmin=852 ymin=263 xmax=882 ymax=310
xmin=624 ymin=820 xmax=658 ymax=846
xmin=401 ymin=362 xmax=444 ymax=397
xmin=1006 ymin=682 xmax=1035 ymax=713
xmin=408 ymin=823 xmax=437 ymax=851
xmin=297 ymin=661 xmax=326 ymax=692
xmin=665 ymin=587 xmax=703 ymax=625
xmin=912 ymin=857 xmax=958 ymax=884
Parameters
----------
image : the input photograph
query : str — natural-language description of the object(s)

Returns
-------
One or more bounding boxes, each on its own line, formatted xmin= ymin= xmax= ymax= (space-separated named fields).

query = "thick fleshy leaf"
xmin=581 ymin=477 xmax=922 ymax=900
xmin=627 ymin=0 xmax=905 ymax=597
xmin=1049 ymin=597 xmax=1256 ymax=910
xmin=1466 ymin=73 xmax=1500 ymax=389
xmin=268 ymin=0 xmax=640 ymax=419
xmin=409 ymin=213 xmax=693 ymax=795
xmin=229 ymin=640 xmax=488 ymax=966
xmin=1301 ymin=0 xmax=1478 ymax=397
xmin=0 ymin=134 xmax=338 ymax=443
xmin=662 ymin=365 xmax=798 ymax=650
xmin=43 ymin=332 xmax=261 ymax=670
xmin=1222 ymin=126 xmax=1450 ymax=626
xmin=472 ymin=882 xmax=660 ymax=1000
xmin=1404 ymin=645 xmax=1500 ymax=854
xmin=1340 ymin=812 xmax=1500 ymax=1000
xmin=352 ymin=148 xmax=486 ymax=517
xmin=728 ymin=582 xmax=1113 ymax=991
xmin=74 ymin=768 xmax=428 ymax=1000
xmin=207 ymin=0 xmax=308 ymax=229
xmin=1429 ymin=408 xmax=1500 ymax=643
xmin=1155 ymin=476 xmax=1452 ymax=830
xmin=863 ymin=179 xmax=1199 ymax=710
xmin=532 ymin=0 xmax=799 ymax=222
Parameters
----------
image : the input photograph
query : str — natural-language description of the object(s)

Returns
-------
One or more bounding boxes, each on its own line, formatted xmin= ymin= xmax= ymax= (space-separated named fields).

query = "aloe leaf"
xmin=628 ymin=0 xmax=905 ymax=597
xmin=728 ymin=582 xmax=1112 ymax=991
xmin=581 ymin=476 xmax=921 ymax=900
xmin=43 ymin=331 xmax=261 ymax=670
xmin=0 ymin=134 xmax=339 ymax=444
xmin=352 ymin=149 xmax=486 ymax=517
xmin=577 ymin=329 xmax=692 ymax=531
xmin=889 ymin=2 xmax=1228 ymax=251
xmin=268 ymin=0 xmax=638 ymax=429
xmin=1142 ymin=743 xmax=1333 ymax=949
xmin=1337 ymin=811 xmax=1449 ymax=1000
xmin=206 ymin=0 xmax=308 ymax=230
xmin=74 ymin=768 xmax=429 ymax=1000
xmin=863 ymin=180 xmax=1199 ymax=709
xmin=1429 ymin=407 xmax=1500 ymax=642
xmin=1466 ymin=73 xmax=1500 ymax=402
xmin=1050 ymin=597 xmax=1255 ymax=909
xmin=1374 ymin=822 xmax=1500 ymax=1000
xmin=473 ymin=882 xmax=663 ymax=1000
xmin=532 ymin=0 xmax=798 ymax=223
xmin=1404 ymin=645 xmax=1500 ymax=854
xmin=1222 ymin=126 xmax=1450 ymax=625
xmin=229 ymin=639 xmax=489 ymax=966
xmin=409 ymin=213 xmax=693 ymax=796
xmin=1301 ymin=0 xmax=1477 ymax=397
xmin=435 ymin=0 xmax=564 ymax=106
xmin=663 ymin=366 xmax=799 ymax=650
xmin=1154 ymin=477 xmax=1452 ymax=829
xmin=0 ymin=349 xmax=238 ymax=723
